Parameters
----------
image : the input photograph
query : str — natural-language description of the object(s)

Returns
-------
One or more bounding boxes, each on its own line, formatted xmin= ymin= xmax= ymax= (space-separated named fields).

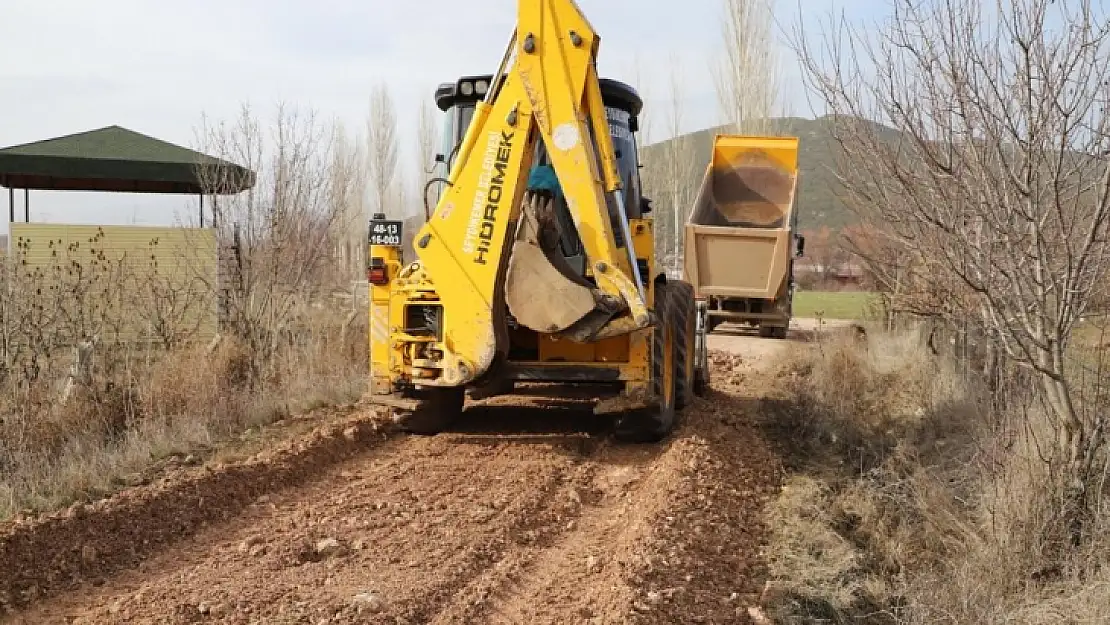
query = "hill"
xmin=639 ymin=115 xmax=902 ymax=231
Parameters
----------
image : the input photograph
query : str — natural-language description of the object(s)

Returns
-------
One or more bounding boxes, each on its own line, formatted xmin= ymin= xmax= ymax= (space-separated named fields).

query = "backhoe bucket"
xmin=504 ymin=190 xmax=623 ymax=340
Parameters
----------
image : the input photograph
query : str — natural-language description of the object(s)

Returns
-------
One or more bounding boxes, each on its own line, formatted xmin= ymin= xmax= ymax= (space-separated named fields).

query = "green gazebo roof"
xmin=0 ymin=125 xmax=255 ymax=194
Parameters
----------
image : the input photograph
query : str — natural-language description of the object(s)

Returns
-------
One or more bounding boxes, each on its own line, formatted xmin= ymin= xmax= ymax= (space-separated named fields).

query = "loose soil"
xmin=0 ymin=322 xmax=823 ymax=624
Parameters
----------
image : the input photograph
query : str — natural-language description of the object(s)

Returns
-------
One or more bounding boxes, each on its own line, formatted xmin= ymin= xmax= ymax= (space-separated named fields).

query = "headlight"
xmin=475 ymin=80 xmax=489 ymax=96
xmin=460 ymin=81 xmax=474 ymax=96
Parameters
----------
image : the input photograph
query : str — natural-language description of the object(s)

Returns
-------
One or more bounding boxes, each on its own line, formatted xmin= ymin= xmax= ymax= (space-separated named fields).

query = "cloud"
xmin=0 ymin=0 xmax=881 ymax=233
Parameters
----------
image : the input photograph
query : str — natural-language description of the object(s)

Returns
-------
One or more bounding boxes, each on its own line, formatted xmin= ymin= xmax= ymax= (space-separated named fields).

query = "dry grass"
xmin=762 ymin=325 xmax=1110 ymax=624
xmin=0 ymin=303 xmax=367 ymax=521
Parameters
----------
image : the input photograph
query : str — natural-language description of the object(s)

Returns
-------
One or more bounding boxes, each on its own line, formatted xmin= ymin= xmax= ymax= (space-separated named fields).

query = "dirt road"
xmin=0 ymin=323 xmax=818 ymax=625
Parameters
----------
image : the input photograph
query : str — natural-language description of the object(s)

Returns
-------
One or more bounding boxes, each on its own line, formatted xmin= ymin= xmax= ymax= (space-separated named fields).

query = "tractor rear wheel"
xmin=615 ymin=282 xmax=678 ymax=443
xmin=671 ymin=280 xmax=697 ymax=409
xmin=394 ymin=386 xmax=465 ymax=435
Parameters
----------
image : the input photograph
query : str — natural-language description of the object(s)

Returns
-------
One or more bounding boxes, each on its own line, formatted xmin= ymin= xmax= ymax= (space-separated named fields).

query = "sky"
xmin=0 ymin=0 xmax=887 ymax=233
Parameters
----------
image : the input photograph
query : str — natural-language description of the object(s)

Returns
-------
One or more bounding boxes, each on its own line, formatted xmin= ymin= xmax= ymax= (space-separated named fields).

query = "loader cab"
xmin=429 ymin=74 xmax=647 ymax=222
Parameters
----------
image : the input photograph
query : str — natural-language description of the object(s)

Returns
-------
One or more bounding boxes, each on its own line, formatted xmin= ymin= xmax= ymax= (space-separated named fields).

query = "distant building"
xmin=795 ymin=260 xmax=866 ymax=288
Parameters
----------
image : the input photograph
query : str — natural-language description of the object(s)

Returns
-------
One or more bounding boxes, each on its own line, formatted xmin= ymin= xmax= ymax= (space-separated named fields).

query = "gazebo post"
xmin=199 ymin=194 xmax=205 ymax=227
xmin=23 ymin=189 xmax=28 ymax=222
xmin=7 ymin=188 xmax=12 ymax=222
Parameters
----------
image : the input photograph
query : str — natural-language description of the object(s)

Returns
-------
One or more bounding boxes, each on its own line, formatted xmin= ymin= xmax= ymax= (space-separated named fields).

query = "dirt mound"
xmin=3 ymin=350 xmax=786 ymax=624
xmin=0 ymin=405 xmax=393 ymax=615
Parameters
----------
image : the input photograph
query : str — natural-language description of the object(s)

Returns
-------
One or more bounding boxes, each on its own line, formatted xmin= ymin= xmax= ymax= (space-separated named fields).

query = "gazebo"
xmin=0 ymin=125 xmax=255 ymax=225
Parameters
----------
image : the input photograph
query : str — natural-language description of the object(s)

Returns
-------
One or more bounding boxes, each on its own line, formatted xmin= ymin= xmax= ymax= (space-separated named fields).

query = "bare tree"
xmin=366 ymin=83 xmax=401 ymax=220
xmin=790 ymin=0 xmax=1110 ymax=495
xmin=661 ymin=56 xmax=699 ymax=275
xmin=329 ymin=121 xmax=368 ymax=281
xmin=627 ymin=53 xmax=652 ymax=147
xmin=714 ymin=0 xmax=782 ymax=134
xmin=195 ymin=103 xmax=358 ymax=371
xmin=416 ymin=96 xmax=439 ymax=220
xmin=639 ymin=56 xmax=698 ymax=276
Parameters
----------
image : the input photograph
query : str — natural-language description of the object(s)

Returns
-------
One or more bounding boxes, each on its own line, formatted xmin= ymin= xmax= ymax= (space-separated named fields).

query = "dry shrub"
xmin=765 ymin=476 xmax=889 ymax=622
xmin=0 ymin=303 xmax=367 ymax=521
xmin=764 ymin=325 xmax=1110 ymax=624
xmin=771 ymin=326 xmax=976 ymax=474
xmin=0 ymin=103 xmax=374 ymax=522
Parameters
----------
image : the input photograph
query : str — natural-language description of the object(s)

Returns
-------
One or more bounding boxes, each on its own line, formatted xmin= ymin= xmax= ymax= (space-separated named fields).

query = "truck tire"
xmin=394 ymin=387 xmax=465 ymax=435
xmin=759 ymin=324 xmax=788 ymax=339
xmin=670 ymin=280 xmax=697 ymax=409
xmin=615 ymin=282 xmax=678 ymax=443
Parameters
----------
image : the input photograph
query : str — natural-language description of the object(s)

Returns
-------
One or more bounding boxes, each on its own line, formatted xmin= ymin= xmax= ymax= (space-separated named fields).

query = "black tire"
xmin=671 ymin=281 xmax=697 ymax=409
xmin=759 ymin=324 xmax=788 ymax=339
xmin=615 ymin=282 xmax=678 ymax=443
xmin=759 ymin=326 xmax=785 ymax=339
xmin=394 ymin=386 xmax=465 ymax=435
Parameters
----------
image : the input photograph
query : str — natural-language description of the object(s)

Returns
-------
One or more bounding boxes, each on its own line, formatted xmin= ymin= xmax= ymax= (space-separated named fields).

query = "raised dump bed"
xmin=682 ymin=135 xmax=803 ymax=338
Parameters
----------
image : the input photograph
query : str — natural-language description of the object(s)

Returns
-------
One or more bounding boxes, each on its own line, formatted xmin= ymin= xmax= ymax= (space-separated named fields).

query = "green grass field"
xmin=793 ymin=291 xmax=880 ymax=320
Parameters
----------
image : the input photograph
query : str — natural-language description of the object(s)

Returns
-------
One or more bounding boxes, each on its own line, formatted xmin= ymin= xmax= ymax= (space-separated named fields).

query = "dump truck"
xmin=365 ymin=0 xmax=709 ymax=442
xmin=682 ymin=135 xmax=805 ymax=339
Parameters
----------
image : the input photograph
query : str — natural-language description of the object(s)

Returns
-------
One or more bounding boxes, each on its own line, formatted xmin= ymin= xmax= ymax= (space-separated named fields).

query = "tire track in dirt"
xmin=2 ymin=332 xmax=794 ymax=625
xmin=429 ymin=442 xmax=661 ymax=624
xmin=0 ymin=405 xmax=396 ymax=615
xmin=4 ymin=399 xmax=620 ymax=624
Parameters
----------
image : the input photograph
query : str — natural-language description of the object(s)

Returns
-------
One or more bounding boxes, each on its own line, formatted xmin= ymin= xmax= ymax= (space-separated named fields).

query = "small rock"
xmin=81 ymin=545 xmax=98 ymax=564
xmin=748 ymin=606 xmax=773 ymax=625
xmin=646 ymin=591 xmax=662 ymax=605
xmin=238 ymin=536 xmax=264 ymax=554
xmin=760 ymin=581 xmax=791 ymax=606
xmin=108 ymin=600 xmax=124 ymax=615
xmin=585 ymin=555 xmax=601 ymax=574
xmin=343 ymin=426 xmax=360 ymax=441
xmin=632 ymin=601 xmax=651 ymax=613
xmin=315 ymin=538 xmax=344 ymax=558
xmin=352 ymin=591 xmax=383 ymax=613
xmin=353 ymin=538 xmax=369 ymax=551
xmin=249 ymin=544 xmax=267 ymax=557
xmin=184 ymin=454 xmax=199 ymax=466
xmin=662 ymin=586 xmax=685 ymax=598
xmin=197 ymin=602 xmax=211 ymax=615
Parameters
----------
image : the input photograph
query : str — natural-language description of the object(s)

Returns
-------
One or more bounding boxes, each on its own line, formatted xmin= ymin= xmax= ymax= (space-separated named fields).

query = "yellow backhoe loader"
xmin=366 ymin=0 xmax=709 ymax=442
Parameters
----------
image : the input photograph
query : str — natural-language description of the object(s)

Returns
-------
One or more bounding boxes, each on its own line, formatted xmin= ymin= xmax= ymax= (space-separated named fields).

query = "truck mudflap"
xmin=694 ymin=300 xmax=710 ymax=393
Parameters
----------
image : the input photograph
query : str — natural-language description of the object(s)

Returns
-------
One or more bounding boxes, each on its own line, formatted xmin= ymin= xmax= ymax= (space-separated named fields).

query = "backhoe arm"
xmin=409 ymin=0 xmax=651 ymax=387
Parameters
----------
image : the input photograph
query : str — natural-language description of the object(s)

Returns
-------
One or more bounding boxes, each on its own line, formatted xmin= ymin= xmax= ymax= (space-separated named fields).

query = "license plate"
xmin=369 ymin=219 xmax=403 ymax=246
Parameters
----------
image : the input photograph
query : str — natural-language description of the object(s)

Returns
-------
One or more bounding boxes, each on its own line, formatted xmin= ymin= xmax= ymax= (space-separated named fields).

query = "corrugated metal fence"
xmin=7 ymin=223 xmax=218 ymax=344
